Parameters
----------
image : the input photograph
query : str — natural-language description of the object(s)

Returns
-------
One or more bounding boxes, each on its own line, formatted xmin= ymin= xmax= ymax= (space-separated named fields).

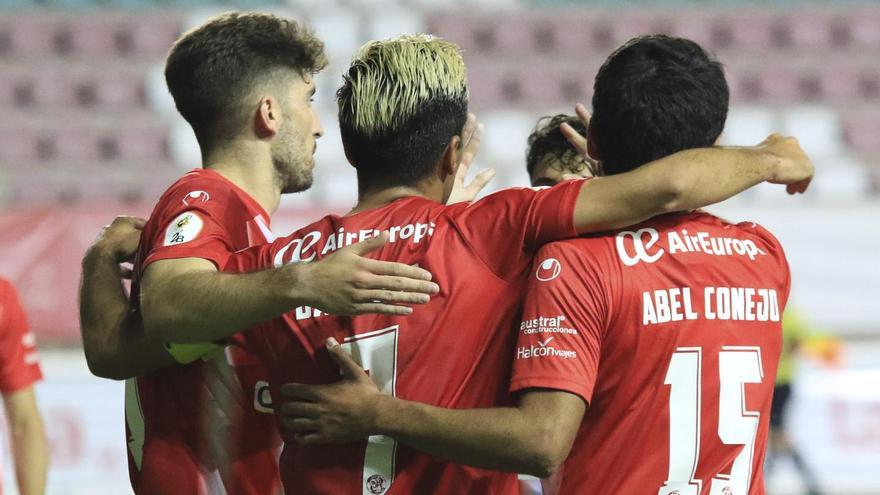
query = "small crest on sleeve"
xmin=182 ymin=190 xmax=210 ymax=206
xmin=163 ymin=211 xmax=204 ymax=246
xmin=535 ymin=257 xmax=562 ymax=281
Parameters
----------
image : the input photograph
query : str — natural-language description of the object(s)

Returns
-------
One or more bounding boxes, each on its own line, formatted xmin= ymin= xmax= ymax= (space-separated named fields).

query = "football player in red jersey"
xmin=525 ymin=113 xmax=595 ymax=187
xmin=210 ymin=34 xmax=811 ymax=494
xmin=78 ymin=13 xmax=442 ymax=495
xmin=279 ymin=35 xmax=804 ymax=495
xmin=0 ymin=278 xmax=48 ymax=495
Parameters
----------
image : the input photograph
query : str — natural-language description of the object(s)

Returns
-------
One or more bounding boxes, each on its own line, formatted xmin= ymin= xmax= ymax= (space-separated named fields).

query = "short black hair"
xmin=165 ymin=12 xmax=327 ymax=149
xmin=590 ymin=35 xmax=728 ymax=175
xmin=526 ymin=114 xmax=589 ymax=176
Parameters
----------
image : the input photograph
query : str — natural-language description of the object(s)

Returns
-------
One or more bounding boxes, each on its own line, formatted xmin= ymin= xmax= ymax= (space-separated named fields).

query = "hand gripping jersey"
xmin=225 ymin=182 xmax=583 ymax=495
xmin=512 ymin=211 xmax=791 ymax=495
xmin=127 ymin=169 xmax=281 ymax=495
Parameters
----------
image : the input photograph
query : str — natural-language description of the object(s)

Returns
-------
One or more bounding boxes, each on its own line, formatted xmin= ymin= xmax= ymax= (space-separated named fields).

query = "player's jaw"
xmin=272 ymin=119 xmax=315 ymax=194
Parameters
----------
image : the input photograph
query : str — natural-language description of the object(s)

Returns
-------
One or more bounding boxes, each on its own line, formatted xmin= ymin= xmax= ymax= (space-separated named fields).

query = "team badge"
xmin=163 ymin=211 xmax=204 ymax=246
xmin=182 ymin=190 xmax=210 ymax=206
xmin=535 ymin=258 xmax=562 ymax=281
xmin=366 ymin=474 xmax=388 ymax=495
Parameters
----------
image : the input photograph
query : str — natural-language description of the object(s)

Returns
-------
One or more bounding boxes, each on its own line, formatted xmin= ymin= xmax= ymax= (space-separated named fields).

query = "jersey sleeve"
xmin=223 ymin=239 xmax=281 ymax=274
xmin=509 ymin=240 xmax=610 ymax=404
xmin=451 ymin=180 xmax=583 ymax=282
xmin=0 ymin=282 xmax=42 ymax=394
xmin=142 ymin=180 xmax=241 ymax=271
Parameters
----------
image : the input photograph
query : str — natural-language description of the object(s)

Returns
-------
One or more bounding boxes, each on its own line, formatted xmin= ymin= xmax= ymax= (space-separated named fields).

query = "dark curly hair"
xmin=526 ymin=114 xmax=590 ymax=177
xmin=165 ymin=12 xmax=327 ymax=149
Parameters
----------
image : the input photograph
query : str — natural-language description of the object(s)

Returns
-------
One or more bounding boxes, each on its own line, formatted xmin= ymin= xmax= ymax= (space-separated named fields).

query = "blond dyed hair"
xmin=337 ymin=34 xmax=468 ymax=136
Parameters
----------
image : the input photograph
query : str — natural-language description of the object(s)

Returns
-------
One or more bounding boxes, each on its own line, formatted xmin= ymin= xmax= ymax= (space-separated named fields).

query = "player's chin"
xmin=282 ymin=170 xmax=314 ymax=194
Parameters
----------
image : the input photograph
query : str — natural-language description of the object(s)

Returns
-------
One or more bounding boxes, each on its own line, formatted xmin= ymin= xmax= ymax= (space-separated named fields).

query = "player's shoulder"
xmin=156 ymin=169 xmax=238 ymax=210
xmin=700 ymin=211 xmax=785 ymax=253
xmin=535 ymin=235 xmax=615 ymax=267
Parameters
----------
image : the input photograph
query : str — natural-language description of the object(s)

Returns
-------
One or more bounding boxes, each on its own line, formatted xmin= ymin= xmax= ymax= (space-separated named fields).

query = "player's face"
xmin=529 ymin=154 xmax=593 ymax=187
xmin=272 ymin=74 xmax=323 ymax=194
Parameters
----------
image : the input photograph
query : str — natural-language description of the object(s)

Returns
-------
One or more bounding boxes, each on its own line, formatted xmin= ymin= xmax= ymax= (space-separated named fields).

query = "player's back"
xmin=517 ymin=211 xmax=789 ymax=495
xmin=228 ymin=184 xmax=581 ymax=495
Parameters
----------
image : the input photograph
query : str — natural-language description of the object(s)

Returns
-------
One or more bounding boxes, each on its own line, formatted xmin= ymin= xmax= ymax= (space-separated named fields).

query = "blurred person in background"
xmin=79 ymin=12 xmax=441 ymax=495
xmin=279 ymin=34 xmax=812 ymax=495
xmin=767 ymin=308 xmax=842 ymax=495
xmin=526 ymin=112 xmax=596 ymax=187
xmin=221 ymin=32 xmax=812 ymax=494
xmin=0 ymin=278 xmax=48 ymax=495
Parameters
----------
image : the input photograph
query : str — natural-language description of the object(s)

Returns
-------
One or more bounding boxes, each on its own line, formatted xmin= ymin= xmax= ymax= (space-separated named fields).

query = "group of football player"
xmin=78 ymin=11 xmax=815 ymax=495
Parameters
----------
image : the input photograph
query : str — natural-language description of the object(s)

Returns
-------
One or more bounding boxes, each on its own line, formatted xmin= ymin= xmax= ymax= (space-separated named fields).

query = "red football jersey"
xmin=0 ymin=279 xmax=42 ymax=394
xmin=127 ymin=169 xmax=281 ymax=495
xmin=225 ymin=182 xmax=582 ymax=495
xmin=511 ymin=211 xmax=790 ymax=495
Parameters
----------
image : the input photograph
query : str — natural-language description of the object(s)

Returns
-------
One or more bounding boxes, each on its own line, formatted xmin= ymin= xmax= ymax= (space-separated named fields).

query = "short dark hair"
xmin=337 ymin=35 xmax=468 ymax=193
xmin=590 ymin=35 xmax=728 ymax=175
xmin=165 ymin=12 xmax=327 ymax=149
xmin=526 ymin=114 xmax=589 ymax=176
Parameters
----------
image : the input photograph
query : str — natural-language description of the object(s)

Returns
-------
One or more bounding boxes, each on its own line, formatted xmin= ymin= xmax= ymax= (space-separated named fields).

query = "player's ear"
xmin=439 ymin=135 xmax=461 ymax=181
xmin=255 ymin=96 xmax=280 ymax=139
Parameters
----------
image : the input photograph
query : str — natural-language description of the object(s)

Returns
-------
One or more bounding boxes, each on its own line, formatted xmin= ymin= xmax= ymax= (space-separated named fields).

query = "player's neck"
xmin=202 ymin=146 xmax=281 ymax=215
xmin=350 ymin=183 xmax=441 ymax=215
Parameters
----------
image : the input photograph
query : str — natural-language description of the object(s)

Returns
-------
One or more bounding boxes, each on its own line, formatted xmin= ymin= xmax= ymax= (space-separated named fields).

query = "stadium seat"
xmin=848 ymin=8 xmax=880 ymax=50
xmin=0 ymin=127 xmax=42 ymax=163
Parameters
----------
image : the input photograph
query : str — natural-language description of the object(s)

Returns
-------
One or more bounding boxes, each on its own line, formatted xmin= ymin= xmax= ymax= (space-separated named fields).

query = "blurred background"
xmin=0 ymin=0 xmax=878 ymax=493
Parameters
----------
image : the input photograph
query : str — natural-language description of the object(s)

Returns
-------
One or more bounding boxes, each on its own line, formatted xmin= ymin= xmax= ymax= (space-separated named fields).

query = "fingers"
xmin=465 ymin=168 xmax=496 ymax=197
xmin=459 ymin=122 xmax=484 ymax=168
xmin=281 ymin=382 xmax=324 ymax=402
xmin=360 ymin=258 xmax=433 ymax=281
xmin=574 ymin=103 xmax=591 ymax=127
xmin=345 ymin=231 xmax=390 ymax=256
xmin=560 ymin=122 xmax=588 ymax=157
xmin=460 ymin=113 xmax=477 ymax=149
xmin=280 ymin=397 xmax=322 ymax=418
xmin=350 ymin=303 xmax=413 ymax=316
xmin=356 ymin=289 xmax=429 ymax=305
xmin=282 ymin=416 xmax=318 ymax=433
xmin=326 ymin=337 xmax=369 ymax=381
xmin=110 ymin=215 xmax=147 ymax=231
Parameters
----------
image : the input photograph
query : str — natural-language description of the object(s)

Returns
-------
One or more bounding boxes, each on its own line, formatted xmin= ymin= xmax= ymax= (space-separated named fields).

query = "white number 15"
xmin=659 ymin=346 xmax=764 ymax=495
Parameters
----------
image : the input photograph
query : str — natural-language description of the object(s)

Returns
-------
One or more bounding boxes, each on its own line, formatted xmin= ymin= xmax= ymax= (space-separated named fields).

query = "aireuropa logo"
xmin=516 ymin=337 xmax=578 ymax=360
xmin=616 ymin=228 xmax=664 ymax=267
xmin=535 ymin=258 xmax=562 ymax=281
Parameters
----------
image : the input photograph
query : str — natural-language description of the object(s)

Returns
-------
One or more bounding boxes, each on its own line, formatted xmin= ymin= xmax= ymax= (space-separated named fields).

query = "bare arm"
xmin=572 ymin=134 xmax=814 ymax=233
xmin=79 ymin=216 xmax=176 ymax=379
xmin=142 ymin=233 xmax=440 ymax=344
xmin=280 ymin=340 xmax=585 ymax=477
xmin=4 ymin=387 xmax=48 ymax=495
